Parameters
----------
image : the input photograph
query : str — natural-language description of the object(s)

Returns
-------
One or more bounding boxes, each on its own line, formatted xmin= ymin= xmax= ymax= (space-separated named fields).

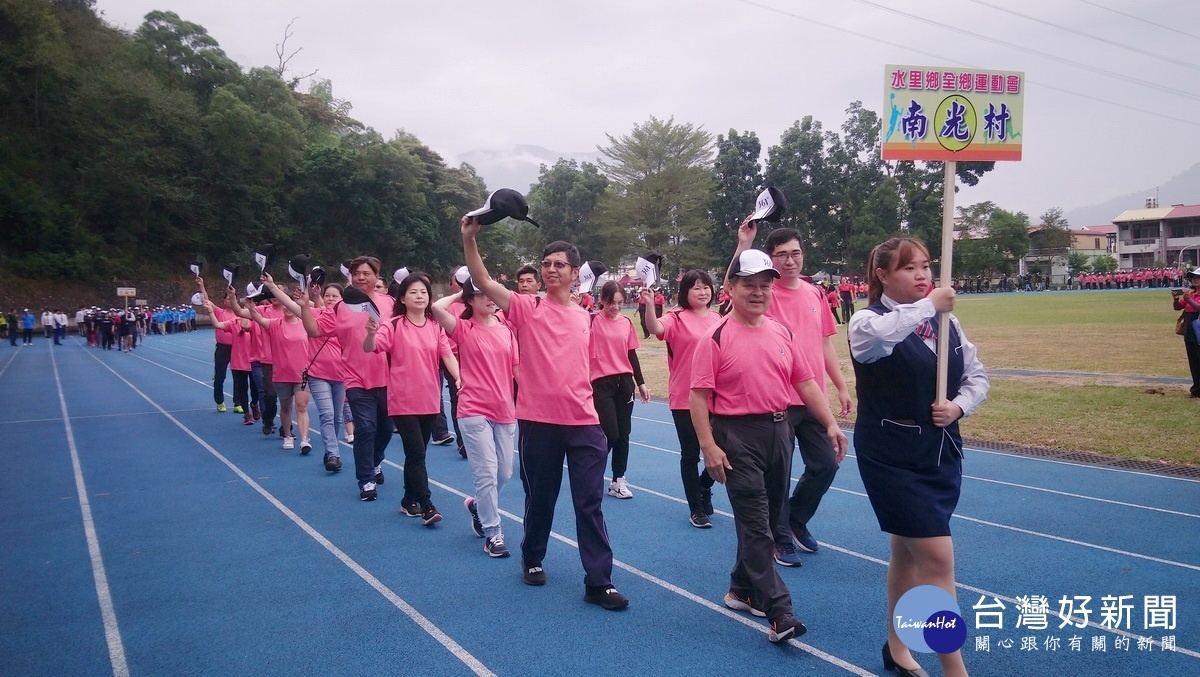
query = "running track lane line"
xmin=633 ymin=413 xmax=1200 ymax=485
xmin=0 ymin=346 xmax=20 ymax=379
xmin=50 ymin=346 xmax=130 ymax=677
xmin=115 ymin=341 xmax=874 ymax=674
xmin=74 ymin=343 xmax=497 ymax=677
xmin=629 ymin=440 xmax=1200 ymax=519
xmin=118 ymin=341 xmax=1200 ymax=661
xmin=383 ymin=458 xmax=875 ymax=676
xmin=607 ymin=475 xmax=1200 ymax=660
xmin=629 ymin=440 xmax=1200 ymax=571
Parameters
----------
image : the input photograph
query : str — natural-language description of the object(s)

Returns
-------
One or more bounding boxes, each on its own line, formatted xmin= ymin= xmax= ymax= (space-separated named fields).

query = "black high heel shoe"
xmin=882 ymin=641 xmax=929 ymax=677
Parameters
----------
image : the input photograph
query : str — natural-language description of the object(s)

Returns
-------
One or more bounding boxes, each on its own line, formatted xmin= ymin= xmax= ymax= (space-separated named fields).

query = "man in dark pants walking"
xmin=731 ymin=224 xmax=852 ymax=565
xmin=690 ymin=249 xmax=847 ymax=643
xmin=462 ymin=211 xmax=628 ymax=611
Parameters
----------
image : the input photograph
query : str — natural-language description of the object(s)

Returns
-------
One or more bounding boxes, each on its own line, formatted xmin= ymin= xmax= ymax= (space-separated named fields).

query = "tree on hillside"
xmin=598 ymin=116 xmax=715 ymax=276
xmin=526 ymin=159 xmax=612 ymax=263
xmin=134 ymin=10 xmax=240 ymax=103
xmin=709 ymin=129 xmax=763 ymax=261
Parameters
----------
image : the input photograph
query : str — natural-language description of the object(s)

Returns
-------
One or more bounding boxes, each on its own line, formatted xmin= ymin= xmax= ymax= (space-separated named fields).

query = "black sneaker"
xmin=323 ymin=453 xmax=341 ymax=472
xmin=399 ymin=498 xmax=422 ymax=517
xmin=458 ymin=445 xmax=467 ymax=459
xmin=484 ymin=535 xmax=510 ymax=558
xmin=374 ymin=465 xmax=384 ymax=485
xmin=432 ymin=432 xmax=455 ymax=446
xmin=689 ymin=512 xmax=712 ymax=529
xmin=522 ymin=560 xmax=546 ymax=586
xmin=698 ymin=487 xmax=714 ymax=516
xmin=420 ymin=503 xmax=442 ymax=527
xmin=464 ymin=497 xmax=484 ymax=537
xmin=262 ymin=422 xmax=275 ymax=436
xmin=359 ymin=481 xmax=377 ymax=502
xmin=584 ymin=585 xmax=629 ymax=610
xmin=768 ymin=614 xmax=806 ymax=643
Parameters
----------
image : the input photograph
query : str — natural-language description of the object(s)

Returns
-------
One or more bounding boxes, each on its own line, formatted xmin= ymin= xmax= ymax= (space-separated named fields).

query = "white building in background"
xmin=1112 ymin=198 xmax=1200 ymax=270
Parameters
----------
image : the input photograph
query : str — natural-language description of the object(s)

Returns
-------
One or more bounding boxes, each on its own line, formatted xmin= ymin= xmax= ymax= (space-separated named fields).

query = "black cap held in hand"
xmin=466 ymin=189 xmax=542 ymax=228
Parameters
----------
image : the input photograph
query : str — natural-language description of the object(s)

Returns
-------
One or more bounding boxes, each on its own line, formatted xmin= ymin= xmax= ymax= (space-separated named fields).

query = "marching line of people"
xmin=186 ymin=187 xmax=987 ymax=674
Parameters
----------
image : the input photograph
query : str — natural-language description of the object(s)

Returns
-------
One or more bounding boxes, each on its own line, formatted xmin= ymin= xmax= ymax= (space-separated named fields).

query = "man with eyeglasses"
xmin=461 ymin=215 xmax=628 ymax=611
xmin=729 ymin=221 xmax=853 ymax=566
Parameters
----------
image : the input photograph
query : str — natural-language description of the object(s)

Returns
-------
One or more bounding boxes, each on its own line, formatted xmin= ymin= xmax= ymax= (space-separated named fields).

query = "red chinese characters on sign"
xmin=889 ymin=69 xmax=1022 ymax=95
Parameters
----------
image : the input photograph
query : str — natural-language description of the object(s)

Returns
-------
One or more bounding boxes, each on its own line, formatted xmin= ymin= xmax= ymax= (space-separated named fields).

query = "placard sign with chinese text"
xmin=882 ymin=65 xmax=1024 ymax=162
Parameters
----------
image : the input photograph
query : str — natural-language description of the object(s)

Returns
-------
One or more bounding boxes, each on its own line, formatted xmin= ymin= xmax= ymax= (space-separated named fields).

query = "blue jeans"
xmin=307 ymin=377 xmax=345 ymax=458
xmin=346 ymin=387 xmax=393 ymax=486
xmin=459 ymin=416 xmax=516 ymax=538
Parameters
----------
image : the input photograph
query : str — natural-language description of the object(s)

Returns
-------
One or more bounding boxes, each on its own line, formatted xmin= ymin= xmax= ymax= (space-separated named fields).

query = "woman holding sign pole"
xmin=849 ymin=237 xmax=988 ymax=677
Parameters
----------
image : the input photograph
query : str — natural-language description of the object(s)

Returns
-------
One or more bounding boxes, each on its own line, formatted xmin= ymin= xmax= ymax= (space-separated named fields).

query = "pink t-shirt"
xmin=211 ymin=307 xmax=234 ymax=346
xmin=446 ymin=301 xmax=466 ymax=353
xmin=266 ymin=317 xmax=311 ymax=384
xmin=316 ymin=292 xmax=395 ymax=390
xmin=506 ymin=293 xmax=600 ymax=426
xmin=588 ymin=313 xmax=639 ymax=380
xmin=452 ymin=318 xmax=518 ymax=424
xmin=228 ymin=319 xmax=252 ymax=372
xmin=764 ymin=280 xmax=836 ymax=404
xmin=305 ymin=308 xmax=343 ymax=382
xmin=372 ymin=314 xmax=452 ymax=416
xmin=691 ymin=316 xmax=813 ymax=416
xmin=657 ymin=309 xmax=721 ymax=410
xmin=249 ymin=304 xmax=282 ymax=364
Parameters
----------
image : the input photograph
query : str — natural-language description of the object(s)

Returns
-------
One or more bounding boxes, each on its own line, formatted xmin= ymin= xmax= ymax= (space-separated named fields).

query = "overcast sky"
xmin=97 ymin=0 xmax=1200 ymax=223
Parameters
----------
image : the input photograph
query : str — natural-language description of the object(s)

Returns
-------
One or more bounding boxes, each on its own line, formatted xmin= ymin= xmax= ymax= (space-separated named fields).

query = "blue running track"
xmin=1 ymin=332 xmax=1197 ymax=676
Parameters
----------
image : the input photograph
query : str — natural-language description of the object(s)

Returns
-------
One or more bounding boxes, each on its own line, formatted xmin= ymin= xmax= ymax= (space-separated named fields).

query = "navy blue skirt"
xmin=854 ymin=419 xmax=962 ymax=538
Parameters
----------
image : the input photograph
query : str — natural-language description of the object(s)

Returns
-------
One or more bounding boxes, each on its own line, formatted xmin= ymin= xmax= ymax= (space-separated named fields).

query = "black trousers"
xmin=232 ymin=370 xmax=252 ymax=411
xmin=775 ymin=405 xmax=840 ymax=546
xmin=592 ymin=373 xmax=634 ymax=478
xmin=712 ymin=414 xmax=794 ymax=622
xmin=392 ymin=414 xmax=436 ymax=505
xmin=432 ymin=365 xmax=463 ymax=448
xmin=518 ymin=421 xmax=613 ymax=587
xmin=1186 ymin=338 xmax=1200 ymax=397
xmin=672 ymin=409 xmax=714 ymax=514
xmin=213 ymin=343 xmax=232 ymax=405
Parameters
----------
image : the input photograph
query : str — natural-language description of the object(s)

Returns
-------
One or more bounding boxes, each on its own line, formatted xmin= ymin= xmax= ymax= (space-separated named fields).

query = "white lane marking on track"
xmin=632 ymin=404 xmax=1200 ymax=484
xmin=123 ymin=342 xmax=1200 ymax=660
xmin=0 ymin=408 xmax=214 ymax=425
xmin=821 ymin=485 xmax=1200 ymax=572
xmin=631 ymin=439 xmax=1200 ymax=518
xmin=0 ymin=347 xmax=20 ymax=379
xmin=50 ymin=346 xmax=129 ymax=677
xmin=388 ymin=459 xmax=874 ymax=675
xmin=609 ymin=475 xmax=1200 ymax=659
xmin=75 ymin=345 xmax=497 ymax=677
xmin=143 ymin=345 xmax=211 ymax=365
xmin=120 ymin=342 xmax=873 ymax=674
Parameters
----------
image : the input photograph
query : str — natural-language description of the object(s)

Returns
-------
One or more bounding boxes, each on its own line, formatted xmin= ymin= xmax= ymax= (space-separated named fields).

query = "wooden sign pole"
xmin=936 ymin=160 xmax=956 ymax=404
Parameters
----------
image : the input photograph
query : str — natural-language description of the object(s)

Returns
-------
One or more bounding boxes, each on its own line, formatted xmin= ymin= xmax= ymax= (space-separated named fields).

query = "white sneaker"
xmin=608 ymin=477 xmax=633 ymax=499
xmin=282 ymin=436 xmax=295 ymax=450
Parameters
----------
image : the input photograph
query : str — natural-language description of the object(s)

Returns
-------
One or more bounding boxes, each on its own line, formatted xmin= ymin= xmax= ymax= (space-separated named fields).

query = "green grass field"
xmin=631 ymin=289 xmax=1198 ymax=466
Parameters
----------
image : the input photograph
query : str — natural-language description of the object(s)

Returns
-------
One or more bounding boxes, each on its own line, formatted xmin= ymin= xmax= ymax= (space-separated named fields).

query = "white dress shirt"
xmin=848 ymin=294 xmax=989 ymax=418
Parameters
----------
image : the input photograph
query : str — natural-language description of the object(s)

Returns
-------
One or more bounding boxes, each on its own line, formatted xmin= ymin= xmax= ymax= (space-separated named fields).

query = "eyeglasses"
xmin=541 ymin=260 xmax=571 ymax=271
xmin=771 ymin=251 xmax=804 ymax=261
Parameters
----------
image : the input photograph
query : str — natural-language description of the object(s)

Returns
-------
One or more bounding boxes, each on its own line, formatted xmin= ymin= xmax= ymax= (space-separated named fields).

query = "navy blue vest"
xmin=852 ymin=302 xmax=965 ymax=467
